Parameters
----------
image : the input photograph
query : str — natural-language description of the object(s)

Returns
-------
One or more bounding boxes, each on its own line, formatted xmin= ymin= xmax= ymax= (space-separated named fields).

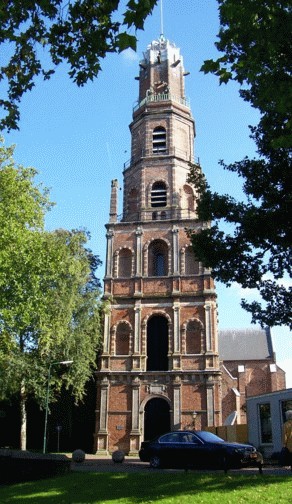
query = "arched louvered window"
xmin=151 ymin=181 xmax=167 ymax=207
xmin=153 ymin=126 xmax=166 ymax=153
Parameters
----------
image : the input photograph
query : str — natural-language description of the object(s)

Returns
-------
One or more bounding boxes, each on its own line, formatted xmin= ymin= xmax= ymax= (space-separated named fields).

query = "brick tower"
xmin=94 ymin=35 xmax=221 ymax=455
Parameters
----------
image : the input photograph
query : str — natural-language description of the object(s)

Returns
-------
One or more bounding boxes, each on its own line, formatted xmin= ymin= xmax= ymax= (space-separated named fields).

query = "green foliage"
xmin=0 ymin=0 xmax=158 ymax=130
xmin=0 ymin=139 xmax=104 ymax=409
xmin=188 ymin=0 xmax=292 ymax=329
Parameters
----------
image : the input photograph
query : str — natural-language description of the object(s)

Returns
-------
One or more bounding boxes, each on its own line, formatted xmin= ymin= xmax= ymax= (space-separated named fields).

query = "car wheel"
xmin=150 ymin=455 xmax=161 ymax=468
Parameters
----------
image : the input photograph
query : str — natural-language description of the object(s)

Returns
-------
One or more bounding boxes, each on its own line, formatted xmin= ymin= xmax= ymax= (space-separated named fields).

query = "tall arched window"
xmin=153 ymin=126 xmax=166 ymax=153
xmin=118 ymin=248 xmax=132 ymax=277
xmin=147 ymin=315 xmax=168 ymax=371
xmin=185 ymin=246 xmax=199 ymax=275
xmin=151 ymin=181 xmax=167 ymax=207
xmin=186 ymin=320 xmax=202 ymax=354
xmin=116 ymin=322 xmax=130 ymax=355
xmin=182 ymin=184 xmax=194 ymax=211
xmin=148 ymin=240 xmax=168 ymax=276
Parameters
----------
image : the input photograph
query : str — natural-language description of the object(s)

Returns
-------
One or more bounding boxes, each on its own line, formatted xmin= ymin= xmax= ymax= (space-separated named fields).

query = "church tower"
xmin=94 ymin=35 xmax=221 ymax=454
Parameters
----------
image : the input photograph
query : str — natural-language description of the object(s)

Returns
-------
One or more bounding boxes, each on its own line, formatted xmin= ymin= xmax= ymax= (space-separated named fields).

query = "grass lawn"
xmin=0 ymin=471 xmax=292 ymax=504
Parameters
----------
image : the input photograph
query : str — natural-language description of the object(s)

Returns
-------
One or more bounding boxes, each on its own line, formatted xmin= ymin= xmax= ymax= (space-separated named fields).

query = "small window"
xmin=153 ymin=126 xmax=166 ymax=153
xmin=182 ymin=433 xmax=200 ymax=444
xmin=151 ymin=181 xmax=167 ymax=207
xmin=259 ymin=403 xmax=272 ymax=443
xmin=160 ymin=433 xmax=180 ymax=443
xmin=282 ymin=400 xmax=292 ymax=422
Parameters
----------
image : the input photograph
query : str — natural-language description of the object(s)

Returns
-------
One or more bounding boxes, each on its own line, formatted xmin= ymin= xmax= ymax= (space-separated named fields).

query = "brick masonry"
xmin=93 ymin=36 xmax=285 ymax=454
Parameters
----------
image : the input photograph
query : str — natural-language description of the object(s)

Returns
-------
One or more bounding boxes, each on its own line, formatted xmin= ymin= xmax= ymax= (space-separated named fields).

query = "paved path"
xmin=71 ymin=456 xmax=292 ymax=475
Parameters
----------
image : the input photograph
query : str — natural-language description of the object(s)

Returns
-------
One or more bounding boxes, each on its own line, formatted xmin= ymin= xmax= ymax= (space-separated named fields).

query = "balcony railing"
xmin=133 ymin=92 xmax=190 ymax=113
xmin=123 ymin=148 xmax=199 ymax=170
xmin=117 ymin=208 xmax=197 ymax=223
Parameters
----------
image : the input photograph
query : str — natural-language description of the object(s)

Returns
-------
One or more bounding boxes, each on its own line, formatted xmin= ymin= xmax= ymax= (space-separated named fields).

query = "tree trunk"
xmin=20 ymin=380 xmax=27 ymax=450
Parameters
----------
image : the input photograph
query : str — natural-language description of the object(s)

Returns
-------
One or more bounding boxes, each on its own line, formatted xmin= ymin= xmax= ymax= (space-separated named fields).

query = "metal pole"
xmin=160 ymin=0 xmax=164 ymax=38
xmin=43 ymin=363 xmax=52 ymax=454
xmin=42 ymin=360 xmax=73 ymax=454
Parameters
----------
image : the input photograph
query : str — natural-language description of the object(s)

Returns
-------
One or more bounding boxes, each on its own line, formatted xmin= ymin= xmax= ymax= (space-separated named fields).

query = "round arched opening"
xmin=147 ymin=315 xmax=168 ymax=371
xmin=144 ymin=398 xmax=170 ymax=441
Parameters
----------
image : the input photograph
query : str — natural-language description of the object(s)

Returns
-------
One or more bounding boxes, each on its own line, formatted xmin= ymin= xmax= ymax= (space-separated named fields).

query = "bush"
xmin=0 ymin=449 xmax=71 ymax=484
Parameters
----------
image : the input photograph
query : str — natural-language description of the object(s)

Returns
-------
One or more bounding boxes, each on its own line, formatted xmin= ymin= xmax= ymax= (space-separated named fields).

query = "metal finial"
xmin=160 ymin=0 xmax=164 ymax=39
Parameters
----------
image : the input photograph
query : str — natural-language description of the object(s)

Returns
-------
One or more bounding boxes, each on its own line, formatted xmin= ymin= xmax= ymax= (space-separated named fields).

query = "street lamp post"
xmin=43 ymin=360 xmax=73 ymax=454
xmin=192 ymin=411 xmax=197 ymax=429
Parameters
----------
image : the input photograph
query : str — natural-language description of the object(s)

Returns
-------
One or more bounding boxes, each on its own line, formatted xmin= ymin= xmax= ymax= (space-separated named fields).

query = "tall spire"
xmin=160 ymin=0 xmax=164 ymax=39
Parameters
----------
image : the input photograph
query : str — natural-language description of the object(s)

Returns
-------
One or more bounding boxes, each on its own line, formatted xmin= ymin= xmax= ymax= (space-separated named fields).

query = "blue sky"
xmin=3 ymin=0 xmax=291 ymax=386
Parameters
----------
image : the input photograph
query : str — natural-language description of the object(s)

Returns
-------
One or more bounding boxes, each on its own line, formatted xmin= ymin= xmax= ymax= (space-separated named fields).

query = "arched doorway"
xmin=147 ymin=315 xmax=168 ymax=371
xmin=144 ymin=398 xmax=171 ymax=441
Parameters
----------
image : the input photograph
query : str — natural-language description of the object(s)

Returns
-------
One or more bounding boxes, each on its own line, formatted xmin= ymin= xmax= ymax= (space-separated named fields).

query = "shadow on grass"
xmin=0 ymin=471 xmax=291 ymax=504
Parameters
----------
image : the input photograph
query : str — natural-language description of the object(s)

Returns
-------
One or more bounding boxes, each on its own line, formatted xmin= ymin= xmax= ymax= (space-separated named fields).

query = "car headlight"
xmin=234 ymin=448 xmax=245 ymax=455
xmin=234 ymin=447 xmax=255 ymax=457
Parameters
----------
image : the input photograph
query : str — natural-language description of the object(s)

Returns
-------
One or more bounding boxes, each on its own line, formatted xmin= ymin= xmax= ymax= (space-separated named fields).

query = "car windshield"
xmin=196 ymin=431 xmax=225 ymax=443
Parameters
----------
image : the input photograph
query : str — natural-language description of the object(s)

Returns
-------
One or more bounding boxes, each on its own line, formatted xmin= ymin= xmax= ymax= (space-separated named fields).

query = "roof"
xmin=218 ymin=327 xmax=274 ymax=361
xmin=246 ymin=388 xmax=292 ymax=402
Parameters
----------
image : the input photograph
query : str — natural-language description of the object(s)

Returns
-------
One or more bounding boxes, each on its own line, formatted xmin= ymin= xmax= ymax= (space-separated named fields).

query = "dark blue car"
xmin=139 ymin=430 xmax=263 ymax=472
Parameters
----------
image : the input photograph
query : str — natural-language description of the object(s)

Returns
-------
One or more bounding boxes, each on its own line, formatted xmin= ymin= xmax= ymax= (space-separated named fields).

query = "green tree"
xmin=188 ymin=0 xmax=291 ymax=329
xmin=0 ymin=139 xmax=103 ymax=449
xmin=0 ymin=0 xmax=158 ymax=131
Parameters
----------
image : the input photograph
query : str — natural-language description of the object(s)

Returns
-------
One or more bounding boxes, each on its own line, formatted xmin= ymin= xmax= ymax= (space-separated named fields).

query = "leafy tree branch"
xmin=0 ymin=0 xmax=158 ymax=130
xmin=0 ymin=138 xmax=105 ymax=448
xmin=188 ymin=0 xmax=291 ymax=329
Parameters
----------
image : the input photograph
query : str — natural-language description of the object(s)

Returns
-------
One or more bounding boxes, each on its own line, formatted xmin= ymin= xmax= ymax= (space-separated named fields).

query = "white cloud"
xmin=229 ymin=282 xmax=261 ymax=301
xmin=229 ymin=273 xmax=292 ymax=302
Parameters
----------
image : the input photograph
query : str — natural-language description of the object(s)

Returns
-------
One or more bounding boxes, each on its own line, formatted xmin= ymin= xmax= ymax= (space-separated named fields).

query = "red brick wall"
xmin=221 ymin=360 xmax=286 ymax=424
